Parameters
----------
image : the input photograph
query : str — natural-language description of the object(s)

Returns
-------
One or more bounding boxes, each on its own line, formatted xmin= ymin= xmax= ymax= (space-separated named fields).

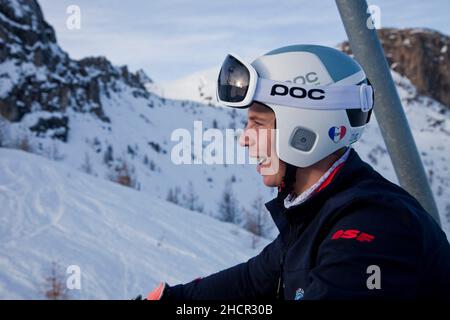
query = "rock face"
xmin=340 ymin=28 xmax=450 ymax=108
xmin=0 ymin=0 xmax=152 ymax=138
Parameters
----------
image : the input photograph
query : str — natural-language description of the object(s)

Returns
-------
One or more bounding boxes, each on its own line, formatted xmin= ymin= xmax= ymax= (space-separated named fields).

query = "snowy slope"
xmin=1 ymin=89 xmax=273 ymax=219
xmin=0 ymin=148 xmax=268 ymax=299
xmin=0 ymin=0 xmax=277 ymax=240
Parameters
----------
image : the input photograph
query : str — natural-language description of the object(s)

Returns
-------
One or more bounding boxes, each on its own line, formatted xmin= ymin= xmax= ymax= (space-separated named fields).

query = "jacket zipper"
xmin=276 ymin=223 xmax=295 ymax=299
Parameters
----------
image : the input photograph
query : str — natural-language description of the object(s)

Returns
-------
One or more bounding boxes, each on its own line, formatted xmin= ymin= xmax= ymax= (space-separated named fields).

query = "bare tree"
xmin=43 ymin=261 xmax=68 ymax=300
xmin=109 ymin=159 xmax=137 ymax=189
xmin=47 ymin=141 xmax=64 ymax=161
xmin=446 ymin=204 xmax=450 ymax=226
xmin=18 ymin=135 xmax=32 ymax=152
xmin=80 ymin=152 xmax=93 ymax=174
xmin=116 ymin=162 xmax=133 ymax=187
xmin=0 ymin=116 xmax=8 ymax=147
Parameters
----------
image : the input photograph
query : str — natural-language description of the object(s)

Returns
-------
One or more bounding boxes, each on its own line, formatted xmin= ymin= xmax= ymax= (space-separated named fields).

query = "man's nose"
xmin=239 ymin=128 xmax=252 ymax=148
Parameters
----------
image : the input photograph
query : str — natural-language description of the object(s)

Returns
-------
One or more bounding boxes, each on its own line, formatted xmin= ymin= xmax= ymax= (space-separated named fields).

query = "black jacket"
xmin=163 ymin=149 xmax=450 ymax=300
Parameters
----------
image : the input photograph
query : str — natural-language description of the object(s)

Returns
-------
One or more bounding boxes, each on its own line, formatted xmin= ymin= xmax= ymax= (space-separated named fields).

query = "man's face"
xmin=239 ymin=103 xmax=285 ymax=187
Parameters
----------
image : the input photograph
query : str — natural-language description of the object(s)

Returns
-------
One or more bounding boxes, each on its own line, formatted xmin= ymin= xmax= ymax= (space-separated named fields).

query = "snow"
xmin=0 ymin=11 xmax=30 ymax=31
xmin=0 ymin=60 xmax=21 ymax=82
xmin=0 ymin=59 xmax=54 ymax=96
xmin=0 ymin=148 xmax=268 ymax=299
xmin=7 ymin=0 xmax=27 ymax=19
xmin=0 ymin=60 xmax=22 ymax=97
xmin=410 ymin=28 xmax=437 ymax=35
xmin=0 ymin=77 xmax=15 ymax=98
xmin=161 ymin=67 xmax=221 ymax=106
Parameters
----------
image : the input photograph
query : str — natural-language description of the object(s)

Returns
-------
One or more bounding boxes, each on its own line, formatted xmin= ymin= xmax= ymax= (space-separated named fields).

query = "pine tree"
xmin=182 ymin=181 xmax=204 ymax=213
xmin=218 ymin=179 xmax=239 ymax=223
xmin=103 ymin=145 xmax=114 ymax=164
xmin=244 ymin=195 xmax=274 ymax=239
xmin=166 ymin=186 xmax=181 ymax=205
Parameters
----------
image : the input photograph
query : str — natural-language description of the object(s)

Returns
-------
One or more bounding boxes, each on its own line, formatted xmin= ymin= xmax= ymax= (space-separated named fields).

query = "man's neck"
xmin=292 ymin=148 xmax=346 ymax=196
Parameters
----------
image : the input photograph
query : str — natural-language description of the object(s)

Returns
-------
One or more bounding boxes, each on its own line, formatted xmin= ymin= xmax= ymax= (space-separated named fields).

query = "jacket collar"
xmin=265 ymin=149 xmax=372 ymax=238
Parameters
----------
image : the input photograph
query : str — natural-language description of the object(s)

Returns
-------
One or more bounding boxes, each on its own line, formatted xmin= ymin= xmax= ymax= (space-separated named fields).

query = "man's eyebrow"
xmin=248 ymin=115 xmax=266 ymax=121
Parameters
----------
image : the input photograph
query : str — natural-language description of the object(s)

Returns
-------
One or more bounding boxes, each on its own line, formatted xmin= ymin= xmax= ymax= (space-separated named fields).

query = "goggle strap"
xmin=254 ymin=78 xmax=373 ymax=111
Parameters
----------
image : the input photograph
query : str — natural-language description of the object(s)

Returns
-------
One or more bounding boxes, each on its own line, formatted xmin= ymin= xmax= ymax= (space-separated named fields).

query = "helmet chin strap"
xmin=274 ymin=118 xmax=297 ymax=202
xmin=277 ymin=163 xmax=298 ymax=202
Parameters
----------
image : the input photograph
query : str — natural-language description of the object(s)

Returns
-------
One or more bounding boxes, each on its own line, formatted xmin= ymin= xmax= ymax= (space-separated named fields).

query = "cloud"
xmin=39 ymin=0 xmax=450 ymax=82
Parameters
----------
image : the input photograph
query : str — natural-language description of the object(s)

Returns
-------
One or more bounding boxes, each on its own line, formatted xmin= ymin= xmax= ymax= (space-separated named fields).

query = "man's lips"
xmin=254 ymin=156 xmax=272 ymax=174
xmin=250 ymin=155 xmax=270 ymax=166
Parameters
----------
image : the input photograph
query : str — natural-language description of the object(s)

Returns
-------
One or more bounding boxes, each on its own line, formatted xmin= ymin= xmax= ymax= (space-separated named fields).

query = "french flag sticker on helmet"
xmin=328 ymin=126 xmax=347 ymax=143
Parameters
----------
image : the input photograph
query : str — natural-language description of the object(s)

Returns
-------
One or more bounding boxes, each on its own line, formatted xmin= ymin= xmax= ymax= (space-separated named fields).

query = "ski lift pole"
xmin=335 ymin=0 xmax=441 ymax=226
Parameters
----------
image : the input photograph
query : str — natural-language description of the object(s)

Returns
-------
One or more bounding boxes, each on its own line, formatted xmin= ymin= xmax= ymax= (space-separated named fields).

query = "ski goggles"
xmin=216 ymin=53 xmax=374 ymax=112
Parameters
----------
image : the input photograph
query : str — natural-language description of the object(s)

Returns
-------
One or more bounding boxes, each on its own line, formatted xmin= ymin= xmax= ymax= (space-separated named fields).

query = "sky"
xmin=38 ymin=0 xmax=450 ymax=83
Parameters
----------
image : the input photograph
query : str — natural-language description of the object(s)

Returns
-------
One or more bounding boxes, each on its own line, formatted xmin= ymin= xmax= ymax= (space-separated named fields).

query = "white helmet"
xmin=217 ymin=44 xmax=373 ymax=168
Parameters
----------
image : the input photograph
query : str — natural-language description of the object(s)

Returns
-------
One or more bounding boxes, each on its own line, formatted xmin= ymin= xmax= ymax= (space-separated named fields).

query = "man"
xmin=143 ymin=45 xmax=450 ymax=300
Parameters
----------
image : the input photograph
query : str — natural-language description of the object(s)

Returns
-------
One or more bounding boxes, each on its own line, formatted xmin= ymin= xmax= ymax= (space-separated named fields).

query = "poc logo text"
xmin=270 ymin=84 xmax=325 ymax=100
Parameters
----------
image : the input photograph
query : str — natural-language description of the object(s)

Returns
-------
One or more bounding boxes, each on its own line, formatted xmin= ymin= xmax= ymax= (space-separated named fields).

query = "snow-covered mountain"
xmin=160 ymin=67 xmax=220 ymax=106
xmin=0 ymin=0 xmax=276 ymax=223
xmin=0 ymin=148 xmax=267 ymax=299
xmin=0 ymin=0 xmax=275 ymax=299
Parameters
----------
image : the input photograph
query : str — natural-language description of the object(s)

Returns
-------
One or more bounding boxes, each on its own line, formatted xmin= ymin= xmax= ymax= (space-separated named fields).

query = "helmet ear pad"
xmin=268 ymin=104 xmax=365 ymax=168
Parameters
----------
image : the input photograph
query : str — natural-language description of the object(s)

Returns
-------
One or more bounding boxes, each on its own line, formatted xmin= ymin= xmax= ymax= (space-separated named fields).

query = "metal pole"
xmin=335 ymin=0 xmax=441 ymax=226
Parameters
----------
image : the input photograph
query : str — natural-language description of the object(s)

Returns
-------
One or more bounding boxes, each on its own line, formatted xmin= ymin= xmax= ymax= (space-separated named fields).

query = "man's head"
xmin=217 ymin=44 xmax=373 ymax=189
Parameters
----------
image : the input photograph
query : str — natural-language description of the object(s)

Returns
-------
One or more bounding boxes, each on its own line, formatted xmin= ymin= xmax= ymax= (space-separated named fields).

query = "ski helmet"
xmin=216 ymin=44 xmax=373 ymax=168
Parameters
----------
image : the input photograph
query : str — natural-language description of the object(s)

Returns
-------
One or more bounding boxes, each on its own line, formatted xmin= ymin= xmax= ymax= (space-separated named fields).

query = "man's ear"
xmin=278 ymin=160 xmax=287 ymax=176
